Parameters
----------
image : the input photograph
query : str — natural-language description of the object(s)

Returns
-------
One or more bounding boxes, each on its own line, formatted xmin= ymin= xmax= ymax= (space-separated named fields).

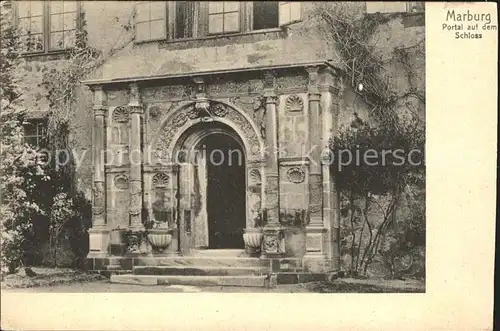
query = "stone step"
xmin=135 ymin=257 xmax=270 ymax=268
xmin=110 ymin=274 xmax=269 ymax=287
xmin=133 ymin=266 xmax=268 ymax=276
xmin=191 ymin=249 xmax=247 ymax=257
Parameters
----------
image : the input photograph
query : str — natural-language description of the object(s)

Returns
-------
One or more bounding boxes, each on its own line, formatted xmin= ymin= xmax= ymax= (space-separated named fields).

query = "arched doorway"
xmin=175 ymin=122 xmax=247 ymax=251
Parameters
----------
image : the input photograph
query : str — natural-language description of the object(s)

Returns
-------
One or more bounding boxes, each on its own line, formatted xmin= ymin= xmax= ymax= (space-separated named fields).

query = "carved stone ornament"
xmin=114 ymin=174 xmax=129 ymax=190
xmin=149 ymin=105 xmax=161 ymax=119
xmin=286 ymin=167 xmax=305 ymax=183
xmin=152 ymin=172 xmax=169 ymax=188
xmin=92 ymin=182 xmax=105 ymax=215
xmin=155 ymin=101 xmax=262 ymax=161
xmin=285 ymin=95 xmax=304 ymax=113
xmin=125 ymin=231 xmax=144 ymax=253
xmin=263 ymin=231 xmax=280 ymax=254
xmin=211 ymin=103 xmax=229 ymax=117
xmin=112 ymin=106 xmax=129 ymax=123
xmin=130 ymin=84 xmax=140 ymax=102
xmin=172 ymin=112 xmax=188 ymax=127
xmin=249 ymin=169 xmax=262 ymax=185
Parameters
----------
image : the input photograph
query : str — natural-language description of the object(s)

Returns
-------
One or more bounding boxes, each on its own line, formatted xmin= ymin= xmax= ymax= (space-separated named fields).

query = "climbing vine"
xmin=0 ymin=2 xmax=136 ymax=273
xmin=307 ymin=3 xmax=426 ymax=278
xmin=41 ymin=10 xmax=136 ymax=150
xmin=311 ymin=3 xmax=425 ymax=129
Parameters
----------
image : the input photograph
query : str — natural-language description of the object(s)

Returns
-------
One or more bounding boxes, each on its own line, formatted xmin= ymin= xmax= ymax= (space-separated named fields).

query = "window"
xmin=253 ymin=2 xmax=279 ymax=30
xmin=23 ymin=121 xmax=47 ymax=149
xmin=278 ymin=2 xmax=301 ymax=26
xmin=16 ymin=1 xmax=80 ymax=53
xmin=133 ymin=1 xmax=302 ymax=43
xmin=174 ymin=1 xmax=197 ymax=39
xmin=135 ymin=1 xmax=167 ymax=42
xmin=366 ymin=2 xmax=424 ymax=14
xmin=208 ymin=2 xmax=240 ymax=35
xmin=17 ymin=1 xmax=44 ymax=52
xmin=49 ymin=0 xmax=78 ymax=50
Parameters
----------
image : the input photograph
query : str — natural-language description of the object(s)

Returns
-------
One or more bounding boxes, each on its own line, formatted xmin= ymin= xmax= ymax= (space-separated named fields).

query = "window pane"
xmin=224 ymin=12 xmax=239 ymax=32
xmin=33 ymin=34 xmax=44 ymax=50
xmin=63 ymin=12 xmax=76 ymax=30
xmin=51 ymin=14 xmax=63 ymax=32
xmin=150 ymin=1 xmax=166 ymax=20
xmin=31 ymin=16 xmax=43 ymax=33
xmin=50 ymin=1 xmax=64 ymax=14
xmin=253 ymin=1 xmax=279 ymax=30
xmin=63 ymin=1 xmax=77 ymax=12
xmin=31 ymin=1 xmax=43 ymax=15
xmin=224 ymin=2 xmax=239 ymax=12
xmin=50 ymin=32 xmax=64 ymax=49
xmin=279 ymin=2 xmax=290 ymax=26
xmin=290 ymin=2 xmax=300 ymax=22
xmin=149 ymin=20 xmax=165 ymax=40
xmin=175 ymin=1 xmax=195 ymax=39
xmin=135 ymin=22 xmax=150 ymax=41
xmin=135 ymin=3 xmax=150 ymax=22
xmin=65 ymin=30 xmax=76 ymax=48
xmin=209 ymin=2 xmax=223 ymax=14
xmin=208 ymin=14 xmax=223 ymax=34
xmin=18 ymin=2 xmax=30 ymax=17
xmin=24 ymin=123 xmax=37 ymax=136
xmin=18 ymin=18 xmax=30 ymax=34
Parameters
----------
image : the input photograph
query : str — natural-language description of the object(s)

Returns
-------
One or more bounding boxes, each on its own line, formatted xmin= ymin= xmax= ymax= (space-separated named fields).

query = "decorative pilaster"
xmin=304 ymin=66 xmax=327 ymax=263
xmin=262 ymin=70 xmax=284 ymax=257
xmin=88 ymin=85 xmax=109 ymax=257
xmin=164 ymin=164 xmax=180 ymax=256
xmin=128 ymin=83 xmax=144 ymax=233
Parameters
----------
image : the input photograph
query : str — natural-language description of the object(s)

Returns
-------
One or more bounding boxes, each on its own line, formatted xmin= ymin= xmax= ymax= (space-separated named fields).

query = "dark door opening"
xmin=204 ymin=134 xmax=246 ymax=249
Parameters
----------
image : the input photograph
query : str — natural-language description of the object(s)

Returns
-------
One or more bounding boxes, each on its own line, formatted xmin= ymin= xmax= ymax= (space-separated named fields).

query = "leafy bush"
xmin=330 ymin=117 xmax=425 ymax=278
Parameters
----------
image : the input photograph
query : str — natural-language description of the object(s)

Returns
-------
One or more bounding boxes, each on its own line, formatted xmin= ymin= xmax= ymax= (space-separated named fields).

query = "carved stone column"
xmin=262 ymin=71 xmax=284 ymax=257
xmin=164 ymin=164 xmax=180 ymax=256
xmin=304 ymin=66 xmax=327 ymax=267
xmin=128 ymin=83 xmax=144 ymax=233
xmin=264 ymin=92 xmax=280 ymax=226
xmin=88 ymin=85 xmax=109 ymax=257
xmin=321 ymin=71 xmax=342 ymax=271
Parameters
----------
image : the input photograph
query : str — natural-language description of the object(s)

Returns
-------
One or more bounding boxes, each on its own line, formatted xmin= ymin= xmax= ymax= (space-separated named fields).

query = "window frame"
xmin=206 ymin=2 xmax=242 ymax=36
xmin=14 ymin=1 xmax=82 ymax=55
xmin=22 ymin=119 xmax=48 ymax=149
xmin=365 ymin=1 xmax=424 ymax=14
xmin=134 ymin=1 xmax=168 ymax=43
xmin=135 ymin=1 xmax=288 ymax=44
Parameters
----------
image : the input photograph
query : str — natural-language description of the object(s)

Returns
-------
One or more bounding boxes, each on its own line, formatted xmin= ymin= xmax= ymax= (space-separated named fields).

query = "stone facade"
xmin=86 ymin=65 xmax=343 ymax=273
xmin=6 ymin=1 xmax=424 ymax=276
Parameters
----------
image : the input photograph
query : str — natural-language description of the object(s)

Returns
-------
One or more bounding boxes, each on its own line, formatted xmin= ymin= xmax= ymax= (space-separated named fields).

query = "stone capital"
xmin=93 ymin=106 xmax=107 ymax=117
xmin=308 ymin=92 xmax=321 ymax=101
xmin=263 ymin=70 xmax=277 ymax=89
xmin=128 ymin=105 xmax=143 ymax=114
xmin=264 ymin=94 xmax=279 ymax=105
xmin=305 ymin=66 xmax=320 ymax=85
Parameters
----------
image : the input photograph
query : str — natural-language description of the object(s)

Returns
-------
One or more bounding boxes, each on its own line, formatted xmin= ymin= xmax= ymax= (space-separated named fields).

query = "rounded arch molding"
xmin=150 ymin=100 xmax=265 ymax=164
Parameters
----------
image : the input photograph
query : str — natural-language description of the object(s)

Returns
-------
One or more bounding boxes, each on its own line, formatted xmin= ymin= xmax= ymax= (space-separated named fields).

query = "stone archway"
xmin=148 ymin=100 xmax=265 ymax=253
xmin=151 ymin=100 xmax=264 ymax=164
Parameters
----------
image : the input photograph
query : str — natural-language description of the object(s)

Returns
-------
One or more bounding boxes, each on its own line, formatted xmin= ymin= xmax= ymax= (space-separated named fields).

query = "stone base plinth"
xmin=87 ymin=228 xmax=110 ymax=257
xmin=302 ymin=256 xmax=339 ymax=273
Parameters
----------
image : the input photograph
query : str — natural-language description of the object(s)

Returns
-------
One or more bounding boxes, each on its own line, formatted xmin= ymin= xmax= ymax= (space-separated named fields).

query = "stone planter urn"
xmin=243 ymin=228 xmax=263 ymax=255
xmin=147 ymin=228 xmax=173 ymax=254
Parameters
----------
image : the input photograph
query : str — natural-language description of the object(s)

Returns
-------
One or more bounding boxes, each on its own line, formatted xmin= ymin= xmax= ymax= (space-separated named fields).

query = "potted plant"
xmin=146 ymin=219 xmax=173 ymax=254
xmin=243 ymin=209 xmax=266 ymax=255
